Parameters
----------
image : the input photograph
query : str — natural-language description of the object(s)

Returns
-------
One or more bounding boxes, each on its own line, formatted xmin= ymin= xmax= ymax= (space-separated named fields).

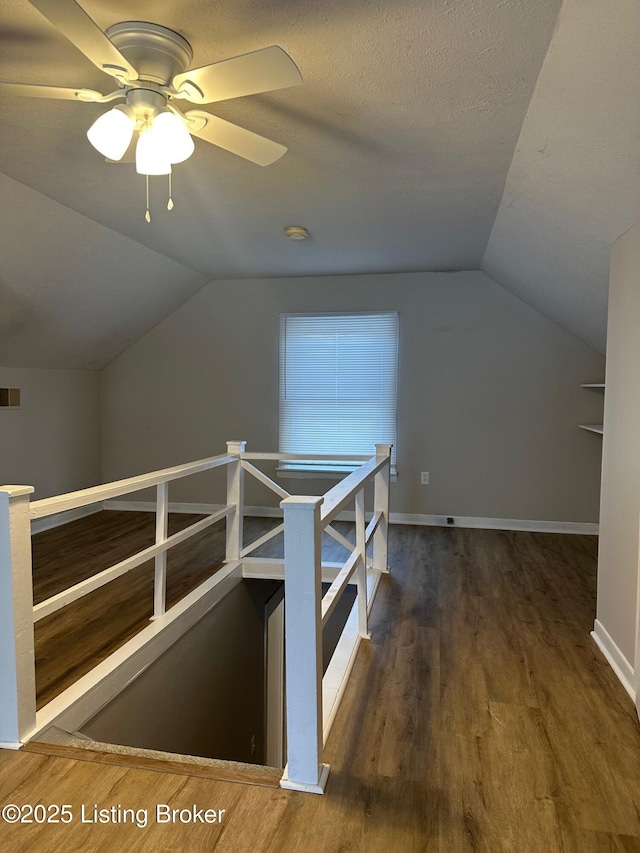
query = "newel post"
xmin=0 ymin=486 xmax=37 ymax=747
xmin=373 ymin=444 xmax=392 ymax=573
xmin=226 ymin=440 xmax=246 ymax=562
xmin=280 ymin=495 xmax=330 ymax=794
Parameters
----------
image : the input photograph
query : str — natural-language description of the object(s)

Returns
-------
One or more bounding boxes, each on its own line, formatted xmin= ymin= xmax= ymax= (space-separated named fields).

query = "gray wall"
xmin=597 ymin=222 xmax=640 ymax=667
xmin=0 ymin=366 xmax=101 ymax=500
xmin=101 ymin=270 xmax=605 ymax=523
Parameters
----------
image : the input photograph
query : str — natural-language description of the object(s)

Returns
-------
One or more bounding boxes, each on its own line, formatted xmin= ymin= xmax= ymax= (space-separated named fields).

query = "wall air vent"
xmin=0 ymin=388 xmax=21 ymax=408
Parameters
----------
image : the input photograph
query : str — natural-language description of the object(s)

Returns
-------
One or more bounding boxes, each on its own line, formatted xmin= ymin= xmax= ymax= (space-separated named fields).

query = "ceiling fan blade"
xmin=185 ymin=110 xmax=287 ymax=166
xmin=0 ymin=81 xmax=104 ymax=101
xmin=28 ymin=0 xmax=138 ymax=83
xmin=173 ymin=46 xmax=301 ymax=104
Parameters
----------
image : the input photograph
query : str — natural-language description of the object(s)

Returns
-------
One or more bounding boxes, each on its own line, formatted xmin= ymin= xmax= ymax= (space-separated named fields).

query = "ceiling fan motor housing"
xmin=106 ymin=22 xmax=193 ymax=87
xmin=126 ymin=87 xmax=167 ymax=121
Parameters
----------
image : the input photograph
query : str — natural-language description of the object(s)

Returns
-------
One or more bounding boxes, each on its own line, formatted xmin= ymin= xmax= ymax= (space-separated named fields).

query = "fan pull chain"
xmin=145 ymin=175 xmax=151 ymax=223
xmin=167 ymin=173 xmax=174 ymax=211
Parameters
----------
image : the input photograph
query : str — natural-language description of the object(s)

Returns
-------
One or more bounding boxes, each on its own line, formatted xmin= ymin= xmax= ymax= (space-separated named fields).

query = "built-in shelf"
xmin=579 ymin=424 xmax=604 ymax=435
xmin=580 ymin=383 xmax=605 ymax=437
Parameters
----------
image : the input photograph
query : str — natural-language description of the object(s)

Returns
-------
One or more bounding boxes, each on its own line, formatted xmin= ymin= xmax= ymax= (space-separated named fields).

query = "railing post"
xmin=152 ymin=482 xmax=168 ymax=618
xmin=0 ymin=486 xmax=37 ymax=747
xmin=226 ymin=440 xmax=246 ymax=562
xmin=373 ymin=444 xmax=392 ymax=573
xmin=280 ymin=495 xmax=330 ymax=794
xmin=355 ymin=488 xmax=370 ymax=638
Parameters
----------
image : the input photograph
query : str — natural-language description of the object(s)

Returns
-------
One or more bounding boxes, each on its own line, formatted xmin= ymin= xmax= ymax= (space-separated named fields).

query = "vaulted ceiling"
xmin=0 ymin=0 xmax=637 ymax=367
xmin=484 ymin=0 xmax=639 ymax=354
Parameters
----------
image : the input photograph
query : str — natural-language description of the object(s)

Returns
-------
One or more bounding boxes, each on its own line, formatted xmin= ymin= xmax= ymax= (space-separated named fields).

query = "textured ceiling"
xmin=0 ymin=0 xmax=561 ymax=279
xmin=0 ymin=0 xmax=636 ymax=368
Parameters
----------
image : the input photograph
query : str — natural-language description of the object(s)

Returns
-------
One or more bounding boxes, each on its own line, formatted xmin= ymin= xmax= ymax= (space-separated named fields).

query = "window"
xmin=279 ymin=312 xmax=398 ymax=474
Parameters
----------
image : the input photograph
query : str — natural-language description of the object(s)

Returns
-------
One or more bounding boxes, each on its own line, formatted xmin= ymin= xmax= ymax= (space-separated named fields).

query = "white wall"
xmin=101 ymin=270 xmax=604 ymax=523
xmin=596 ymin=222 xmax=640 ymax=671
xmin=0 ymin=366 xmax=101 ymax=500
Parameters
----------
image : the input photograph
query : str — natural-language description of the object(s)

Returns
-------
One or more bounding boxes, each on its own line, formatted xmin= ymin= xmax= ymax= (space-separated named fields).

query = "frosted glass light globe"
xmin=152 ymin=111 xmax=195 ymax=164
xmin=87 ymin=106 xmax=135 ymax=161
xmin=135 ymin=123 xmax=172 ymax=176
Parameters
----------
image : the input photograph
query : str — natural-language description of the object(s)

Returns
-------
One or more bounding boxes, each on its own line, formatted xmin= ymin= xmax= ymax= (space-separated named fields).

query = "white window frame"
xmin=278 ymin=311 xmax=398 ymax=478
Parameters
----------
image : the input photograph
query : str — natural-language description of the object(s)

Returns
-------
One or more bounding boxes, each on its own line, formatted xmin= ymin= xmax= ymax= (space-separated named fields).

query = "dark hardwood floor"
xmin=1 ymin=515 xmax=639 ymax=850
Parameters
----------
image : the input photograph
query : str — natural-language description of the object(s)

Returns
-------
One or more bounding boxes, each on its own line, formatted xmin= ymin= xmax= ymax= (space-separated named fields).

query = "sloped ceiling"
xmin=0 ymin=173 xmax=207 ymax=368
xmin=0 ymin=0 xmax=637 ymax=367
xmin=483 ymin=0 xmax=639 ymax=354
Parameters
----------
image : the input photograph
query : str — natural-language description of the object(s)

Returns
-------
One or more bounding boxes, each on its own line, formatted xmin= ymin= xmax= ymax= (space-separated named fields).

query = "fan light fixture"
xmin=87 ymin=92 xmax=197 ymax=220
xmin=1 ymin=10 xmax=303 ymax=223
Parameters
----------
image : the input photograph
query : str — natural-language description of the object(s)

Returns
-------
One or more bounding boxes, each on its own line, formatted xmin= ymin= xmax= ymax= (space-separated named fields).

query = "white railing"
xmin=0 ymin=444 xmax=242 ymax=750
xmin=277 ymin=443 xmax=391 ymax=793
xmin=31 ymin=448 xmax=238 ymax=622
xmin=0 ymin=441 xmax=391 ymax=796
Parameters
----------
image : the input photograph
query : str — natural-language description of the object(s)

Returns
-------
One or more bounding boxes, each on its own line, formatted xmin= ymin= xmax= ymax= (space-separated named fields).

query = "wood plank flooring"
xmin=1 ymin=517 xmax=639 ymax=850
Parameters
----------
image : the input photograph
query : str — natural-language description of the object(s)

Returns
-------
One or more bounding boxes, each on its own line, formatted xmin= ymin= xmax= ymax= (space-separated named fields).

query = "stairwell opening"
xmin=39 ymin=577 xmax=356 ymax=772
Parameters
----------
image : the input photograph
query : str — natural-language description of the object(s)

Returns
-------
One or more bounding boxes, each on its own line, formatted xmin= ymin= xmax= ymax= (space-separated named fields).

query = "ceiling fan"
xmin=0 ymin=0 xmax=302 ymax=218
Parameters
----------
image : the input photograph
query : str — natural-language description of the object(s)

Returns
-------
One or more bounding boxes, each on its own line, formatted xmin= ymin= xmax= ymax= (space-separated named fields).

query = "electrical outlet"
xmin=420 ymin=471 xmax=429 ymax=485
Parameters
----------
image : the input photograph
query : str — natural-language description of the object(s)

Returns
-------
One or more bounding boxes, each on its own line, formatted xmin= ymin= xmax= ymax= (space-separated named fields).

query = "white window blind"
xmin=279 ymin=312 xmax=398 ymax=471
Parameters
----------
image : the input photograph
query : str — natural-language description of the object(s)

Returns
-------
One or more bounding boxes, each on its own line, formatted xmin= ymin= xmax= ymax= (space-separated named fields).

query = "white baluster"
xmin=152 ymin=482 xmax=168 ymax=618
xmin=355 ymin=488 xmax=370 ymax=638
xmin=226 ymin=440 xmax=247 ymax=562
xmin=373 ymin=444 xmax=392 ymax=573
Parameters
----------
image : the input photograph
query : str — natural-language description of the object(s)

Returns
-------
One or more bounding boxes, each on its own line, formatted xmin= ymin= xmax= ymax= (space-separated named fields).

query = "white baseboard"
xmin=388 ymin=513 xmax=598 ymax=535
xmin=591 ymin=619 xmax=635 ymax=701
xmin=31 ymin=503 xmax=104 ymax=536
xmin=103 ymin=500 xmax=598 ymax=535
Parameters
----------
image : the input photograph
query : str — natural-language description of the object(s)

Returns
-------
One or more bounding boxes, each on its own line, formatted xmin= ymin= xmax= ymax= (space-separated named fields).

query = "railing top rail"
xmin=320 ymin=453 xmax=389 ymax=528
xmin=30 ymin=452 xmax=237 ymax=520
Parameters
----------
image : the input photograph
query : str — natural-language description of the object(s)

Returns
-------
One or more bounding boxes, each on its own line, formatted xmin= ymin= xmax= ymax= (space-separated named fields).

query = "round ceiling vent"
xmin=284 ymin=226 xmax=309 ymax=240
